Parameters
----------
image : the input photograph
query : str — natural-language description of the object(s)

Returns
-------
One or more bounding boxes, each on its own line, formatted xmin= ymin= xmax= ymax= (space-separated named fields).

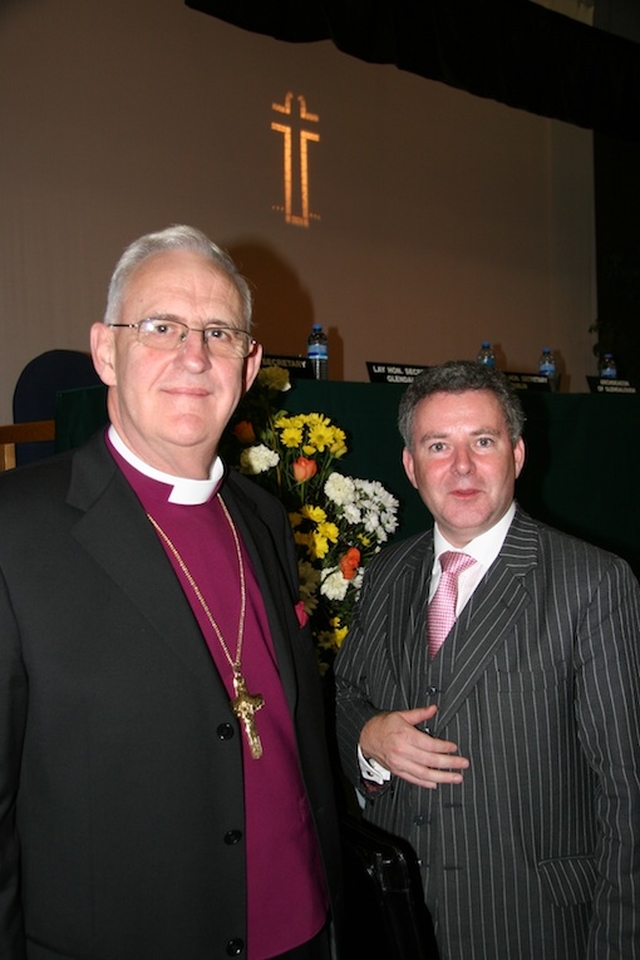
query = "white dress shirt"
xmin=429 ymin=502 xmax=516 ymax=612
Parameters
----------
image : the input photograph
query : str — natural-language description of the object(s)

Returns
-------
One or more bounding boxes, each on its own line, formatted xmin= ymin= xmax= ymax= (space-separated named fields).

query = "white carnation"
xmin=324 ymin=472 xmax=356 ymax=506
xmin=342 ymin=503 xmax=362 ymax=525
xmin=352 ymin=569 xmax=365 ymax=592
xmin=239 ymin=444 xmax=280 ymax=475
xmin=320 ymin=568 xmax=350 ymax=601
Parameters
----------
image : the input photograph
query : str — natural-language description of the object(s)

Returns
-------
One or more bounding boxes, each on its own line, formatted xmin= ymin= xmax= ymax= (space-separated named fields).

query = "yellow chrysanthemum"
xmin=300 ymin=504 xmax=327 ymax=523
xmin=333 ymin=625 xmax=349 ymax=648
xmin=317 ymin=521 xmax=339 ymax=543
xmin=319 ymin=621 xmax=349 ymax=651
xmin=275 ymin=414 xmax=304 ymax=430
xmin=280 ymin=426 xmax=303 ymax=448
xmin=329 ymin=428 xmax=348 ymax=457
xmin=307 ymin=422 xmax=335 ymax=452
xmin=311 ymin=534 xmax=329 ymax=559
xmin=304 ymin=413 xmax=325 ymax=426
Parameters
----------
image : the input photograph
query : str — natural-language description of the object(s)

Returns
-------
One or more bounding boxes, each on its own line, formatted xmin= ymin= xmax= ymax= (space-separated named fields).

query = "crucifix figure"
xmin=231 ymin=670 xmax=265 ymax=760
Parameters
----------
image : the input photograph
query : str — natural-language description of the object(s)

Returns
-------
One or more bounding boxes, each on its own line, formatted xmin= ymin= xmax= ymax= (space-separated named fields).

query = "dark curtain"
xmin=186 ymin=0 xmax=640 ymax=143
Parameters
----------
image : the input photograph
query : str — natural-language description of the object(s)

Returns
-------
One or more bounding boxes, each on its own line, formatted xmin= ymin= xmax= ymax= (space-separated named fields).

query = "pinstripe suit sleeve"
xmin=570 ymin=549 xmax=640 ymax=958
xmin=334 ymin=532 xmax=431 ymax=789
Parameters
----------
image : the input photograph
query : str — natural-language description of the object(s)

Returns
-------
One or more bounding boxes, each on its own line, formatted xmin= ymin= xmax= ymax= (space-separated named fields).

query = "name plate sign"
xmin=366 ymin=362 xmax=429 ymax=384
xmin=505 ymin=371 xmax=557 ymax=392
xmin=262 ymin=355 xmax=314 ymax=379
xmin=586 ymin=376 xmax=637 ymax=395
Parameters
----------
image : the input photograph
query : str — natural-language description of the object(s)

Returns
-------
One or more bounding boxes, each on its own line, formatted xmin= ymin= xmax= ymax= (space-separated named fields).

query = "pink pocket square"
xmin=294 ymin=600 xmax=309 ymax=628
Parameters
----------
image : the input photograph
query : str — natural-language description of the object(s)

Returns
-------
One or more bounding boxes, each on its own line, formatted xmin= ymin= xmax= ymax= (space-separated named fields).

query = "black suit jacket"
xmin=0 ymin=432 xmax=341 ymax=960
xmin=335 ymin=508 xmax=640 ymax=960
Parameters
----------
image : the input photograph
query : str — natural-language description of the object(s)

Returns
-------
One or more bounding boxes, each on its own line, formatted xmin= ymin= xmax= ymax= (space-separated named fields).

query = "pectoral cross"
xmin=231 ymin=671 xmax=265 ymax=760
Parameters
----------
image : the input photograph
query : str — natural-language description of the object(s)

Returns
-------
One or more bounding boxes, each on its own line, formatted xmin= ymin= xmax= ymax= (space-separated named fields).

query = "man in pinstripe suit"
xmin=335 ymin=361 xmax=640 ymax=959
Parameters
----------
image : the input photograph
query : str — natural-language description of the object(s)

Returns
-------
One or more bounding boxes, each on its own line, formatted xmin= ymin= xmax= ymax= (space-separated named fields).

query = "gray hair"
xmin=398 ymin=360 xmax=526 ymax=450
xmin=103 ymin=225 xmax=253 ymax=330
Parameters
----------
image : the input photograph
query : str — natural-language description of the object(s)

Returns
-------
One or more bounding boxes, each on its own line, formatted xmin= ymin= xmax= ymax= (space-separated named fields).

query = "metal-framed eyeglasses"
xmin=108 ymin=316 xmax=256 ymax=359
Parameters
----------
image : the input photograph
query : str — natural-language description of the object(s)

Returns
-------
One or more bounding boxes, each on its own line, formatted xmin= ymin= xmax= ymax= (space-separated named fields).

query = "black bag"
xmin=340 ymin=814 xmax=439 ymax=960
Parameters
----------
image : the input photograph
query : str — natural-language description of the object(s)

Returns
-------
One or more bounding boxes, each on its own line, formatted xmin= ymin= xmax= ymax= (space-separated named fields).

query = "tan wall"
xmin=0 ymin=0 xmax=597 ymax=422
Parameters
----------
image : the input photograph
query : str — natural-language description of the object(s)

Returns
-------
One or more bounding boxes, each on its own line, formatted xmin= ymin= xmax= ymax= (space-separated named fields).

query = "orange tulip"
xmin=339 ymin=547 xmax=361 ymax=580
xmin=292 ymin=456 xmax=318 ymax=482
xmin=233 ymin=420 xmax=256 ymax=443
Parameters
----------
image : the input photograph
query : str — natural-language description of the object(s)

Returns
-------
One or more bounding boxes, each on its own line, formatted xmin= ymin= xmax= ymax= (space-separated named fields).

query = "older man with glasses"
xmin=0 ymin=225 xmax=342 ymax=960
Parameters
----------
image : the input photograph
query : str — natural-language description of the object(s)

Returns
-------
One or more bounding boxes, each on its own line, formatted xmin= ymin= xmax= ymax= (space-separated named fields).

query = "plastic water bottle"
xmin=306 ymin=323 xmax=328 ymax=380
xmin=600 ymin=353 xmax=617 ymax=379
xmin=476 ymin=342 xmax=495 ymax=367
xmin=538 ymin=348 xmax=556 ymax=377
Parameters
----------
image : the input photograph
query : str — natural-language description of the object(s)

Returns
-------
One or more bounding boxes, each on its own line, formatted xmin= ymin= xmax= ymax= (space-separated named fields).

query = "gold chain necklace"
xmin=146 ymin=495 xmax=265 ymax=760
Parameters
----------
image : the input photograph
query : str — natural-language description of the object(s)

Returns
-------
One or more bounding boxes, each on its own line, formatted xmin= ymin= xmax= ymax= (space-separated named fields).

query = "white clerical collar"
xmin=108 ymin=425 xmax=224 ymax=505
xmin=433 ymin=501 xmax=516 ymax=569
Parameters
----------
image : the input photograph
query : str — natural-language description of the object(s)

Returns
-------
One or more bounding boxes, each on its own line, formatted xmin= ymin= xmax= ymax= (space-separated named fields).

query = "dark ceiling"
xmin=186 ymin=0 xmax=640 ymax=142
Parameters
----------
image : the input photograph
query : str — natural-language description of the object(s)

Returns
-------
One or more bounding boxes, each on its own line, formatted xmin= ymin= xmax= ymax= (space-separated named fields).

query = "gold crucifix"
xmin=231 ymin=670 xmax=265 ymax=760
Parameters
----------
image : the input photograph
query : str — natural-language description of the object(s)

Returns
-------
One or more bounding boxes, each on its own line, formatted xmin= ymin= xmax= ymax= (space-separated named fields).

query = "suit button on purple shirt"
xmin=217 ymin=723 xmax=235 ymax=740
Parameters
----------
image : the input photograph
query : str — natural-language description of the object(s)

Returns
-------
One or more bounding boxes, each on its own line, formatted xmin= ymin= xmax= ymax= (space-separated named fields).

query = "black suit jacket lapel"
xmin=434 ymin=509 xmax=539 ymax=730
xmin=66 ymin=434 xmax=223 ymax=691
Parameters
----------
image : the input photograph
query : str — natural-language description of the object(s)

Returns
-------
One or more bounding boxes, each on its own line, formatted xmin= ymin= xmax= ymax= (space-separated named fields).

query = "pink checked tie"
xmin=428 ymin=551 xmax=476 ymax=659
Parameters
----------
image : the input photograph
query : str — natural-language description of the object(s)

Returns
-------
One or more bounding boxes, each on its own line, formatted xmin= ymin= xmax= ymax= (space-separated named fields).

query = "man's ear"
xmin=513 ymin=436 xmax=526 ymax=480
xmin=242 ymin=340 xmax=263 ymax=393
xmin=90 ymin=322 xmax=117 ymax=387
xmin=402 ymin=446 xmax=418 ymax=490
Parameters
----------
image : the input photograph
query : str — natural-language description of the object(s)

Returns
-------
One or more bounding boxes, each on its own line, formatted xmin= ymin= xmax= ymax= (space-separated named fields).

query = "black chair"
xmin=12 ymin=349 xmax=102 ymax=465
xmin=340 ymin=814 xmax=439 ymax=960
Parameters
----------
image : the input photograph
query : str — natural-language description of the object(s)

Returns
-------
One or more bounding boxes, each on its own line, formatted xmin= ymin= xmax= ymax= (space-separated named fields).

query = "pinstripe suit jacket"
xmin=335 ymin=507 xmax=640 ymax=960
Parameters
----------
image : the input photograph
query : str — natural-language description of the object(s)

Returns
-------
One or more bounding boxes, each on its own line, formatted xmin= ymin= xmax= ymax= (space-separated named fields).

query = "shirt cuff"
xmin=357 ymin=744 xmax=392 ymax=784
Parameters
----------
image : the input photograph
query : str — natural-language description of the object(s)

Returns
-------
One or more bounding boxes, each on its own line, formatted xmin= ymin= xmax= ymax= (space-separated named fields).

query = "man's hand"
xmin=360 ymin=705 xmax=469 ymax=789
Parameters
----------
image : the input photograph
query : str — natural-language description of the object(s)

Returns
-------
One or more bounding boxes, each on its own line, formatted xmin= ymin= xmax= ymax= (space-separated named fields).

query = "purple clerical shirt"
xmin=109 ymin=438 xmax=328 ymax=959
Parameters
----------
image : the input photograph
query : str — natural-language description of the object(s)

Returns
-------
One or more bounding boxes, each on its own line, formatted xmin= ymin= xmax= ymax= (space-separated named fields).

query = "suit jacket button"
xmin=426 ymin=685 xmax=438 ymax=696
xmin=217 ymin=723 xmax=234 ymax=740
xmin=224 ymin=829 xmax=243 ymax=845
xmin=226 ymin=938 xmax=245 ymax=955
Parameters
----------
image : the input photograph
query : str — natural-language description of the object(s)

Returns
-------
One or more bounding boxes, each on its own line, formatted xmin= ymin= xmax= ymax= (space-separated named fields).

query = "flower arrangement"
xmin=224 ymin=366 xmax=399 ymax=671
